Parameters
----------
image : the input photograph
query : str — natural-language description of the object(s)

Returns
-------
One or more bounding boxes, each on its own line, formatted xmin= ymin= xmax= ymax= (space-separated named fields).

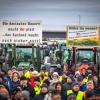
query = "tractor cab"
xmin=63 ymin=47 xmax=99 ymax=74
xmin=72 ymin=47 xmax=98 ymax=73
xmin=75 ymin=48 xmax=94 ymax=68
xmin=16 ymin=46 xmax=32 ymax=68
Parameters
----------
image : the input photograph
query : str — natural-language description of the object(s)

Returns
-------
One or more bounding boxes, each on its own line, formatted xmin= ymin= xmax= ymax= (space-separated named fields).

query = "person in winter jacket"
xmin=83 ymin=80 xmax=95 ymax=99
xmin=34 ymin=83 xmax=51 ymax=100
xmin=9 ymin=71 xmax=20 ymax=92
xmin=50 ymin=72 xmax=60 ymax=85
xmin=63 ymin=74 xmax=74 ymax=90
xmin=51 ymin=90 xmax=61 ymax=100
xmin=66 ymin=82 xmax=84 ymax=100
xmin=20 ymin=76 xmax=35 ymax=100
xmin=77 ymin=76 xmax=86 ymax=92
xmin=11 ymin=86 xmax=23 ymax=100
xmin=55 ymin=82 xmax=67 ymax=100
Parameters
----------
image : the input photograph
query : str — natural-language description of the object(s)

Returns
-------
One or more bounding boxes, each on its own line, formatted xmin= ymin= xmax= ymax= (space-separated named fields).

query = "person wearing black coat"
xmin=20 ymin=76 xmax=35 ymax=100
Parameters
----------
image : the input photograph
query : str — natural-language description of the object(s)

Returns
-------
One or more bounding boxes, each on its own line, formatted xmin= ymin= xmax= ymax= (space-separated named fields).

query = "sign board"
xmin=67 ymin=26 xmax=99 ymax=46
xmin=0 ymin=20 xmax=42 ymax=45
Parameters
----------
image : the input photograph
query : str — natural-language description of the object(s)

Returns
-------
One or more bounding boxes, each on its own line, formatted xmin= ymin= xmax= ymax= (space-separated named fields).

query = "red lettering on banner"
xmin=20 ymin=27 xmax=24 ymax=31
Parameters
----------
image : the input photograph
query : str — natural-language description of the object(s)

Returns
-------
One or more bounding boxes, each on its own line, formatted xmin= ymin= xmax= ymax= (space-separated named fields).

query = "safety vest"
xmin=24 ymin=71 xmax=32 ymax=78
xmin=40 ymin=77 xmax=44 ymax=86
xmin=83 ymin=91 xmax=87 ymax=100
xmin=67 ymin=90 xmax=83 ymax=100
xmin=83 ymin=76 xmax=88 ymax=84
xmin=34 ymin=86 xmax=41 ymax=95
xmin=45 ymin=72 xmax=48 ymax=76
xmin=40 ymin=74 xmax=48 ymax=86
xmin=59 ymin=76 xmax=63 ymax=82
xmin=40 ymin=77 xmax=48 ymax=86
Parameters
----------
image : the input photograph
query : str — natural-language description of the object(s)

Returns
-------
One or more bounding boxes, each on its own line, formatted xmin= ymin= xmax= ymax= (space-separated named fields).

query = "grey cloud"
xmin=0 ymin=0 xmax=100 ymax=26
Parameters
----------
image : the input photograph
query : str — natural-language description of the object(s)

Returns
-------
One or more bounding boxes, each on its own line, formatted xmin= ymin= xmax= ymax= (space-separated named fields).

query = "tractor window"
xmin=16 ymin=48 xmax=32 ymax=61
xmin=76 ymin=50 xmax=94 ymax=67
xmin=16 ymin=47 xmax=32 ymax=67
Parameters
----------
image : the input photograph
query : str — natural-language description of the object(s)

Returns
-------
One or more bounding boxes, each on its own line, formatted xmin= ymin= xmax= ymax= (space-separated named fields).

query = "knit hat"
xmin=41 ymin=83 xmax=48 ymax=89
xmin=12 ymin=66 xmax=16 ymax=70
xmin=77 ymin=76 xmax=83 ymax=82
xmin=72 ymin=82 xmax=80 ymax=87
xmin=67 ymin=74 xmax=75 ymax=81
xmin=32 ymin=70 xmax=39 ymax=76
xmin=53 ymin=72 xmax=59 ymax=76
xmin=20 ymin=76 xmax=27 ymax=80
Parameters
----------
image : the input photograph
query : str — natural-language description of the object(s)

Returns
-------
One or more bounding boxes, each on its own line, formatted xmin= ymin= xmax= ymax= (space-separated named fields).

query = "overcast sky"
xmin=0 ymin=0 xmax=100 ymax=30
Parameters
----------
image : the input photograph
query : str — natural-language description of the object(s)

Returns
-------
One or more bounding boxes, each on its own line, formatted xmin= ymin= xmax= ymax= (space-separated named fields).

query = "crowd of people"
xmin=0 ymin=63 xmax=100 ymax=100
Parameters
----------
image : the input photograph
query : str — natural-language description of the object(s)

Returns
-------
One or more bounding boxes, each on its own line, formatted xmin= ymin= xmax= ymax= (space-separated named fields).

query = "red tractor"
xmin=65 ymin=47 xmax=100 ymax=75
